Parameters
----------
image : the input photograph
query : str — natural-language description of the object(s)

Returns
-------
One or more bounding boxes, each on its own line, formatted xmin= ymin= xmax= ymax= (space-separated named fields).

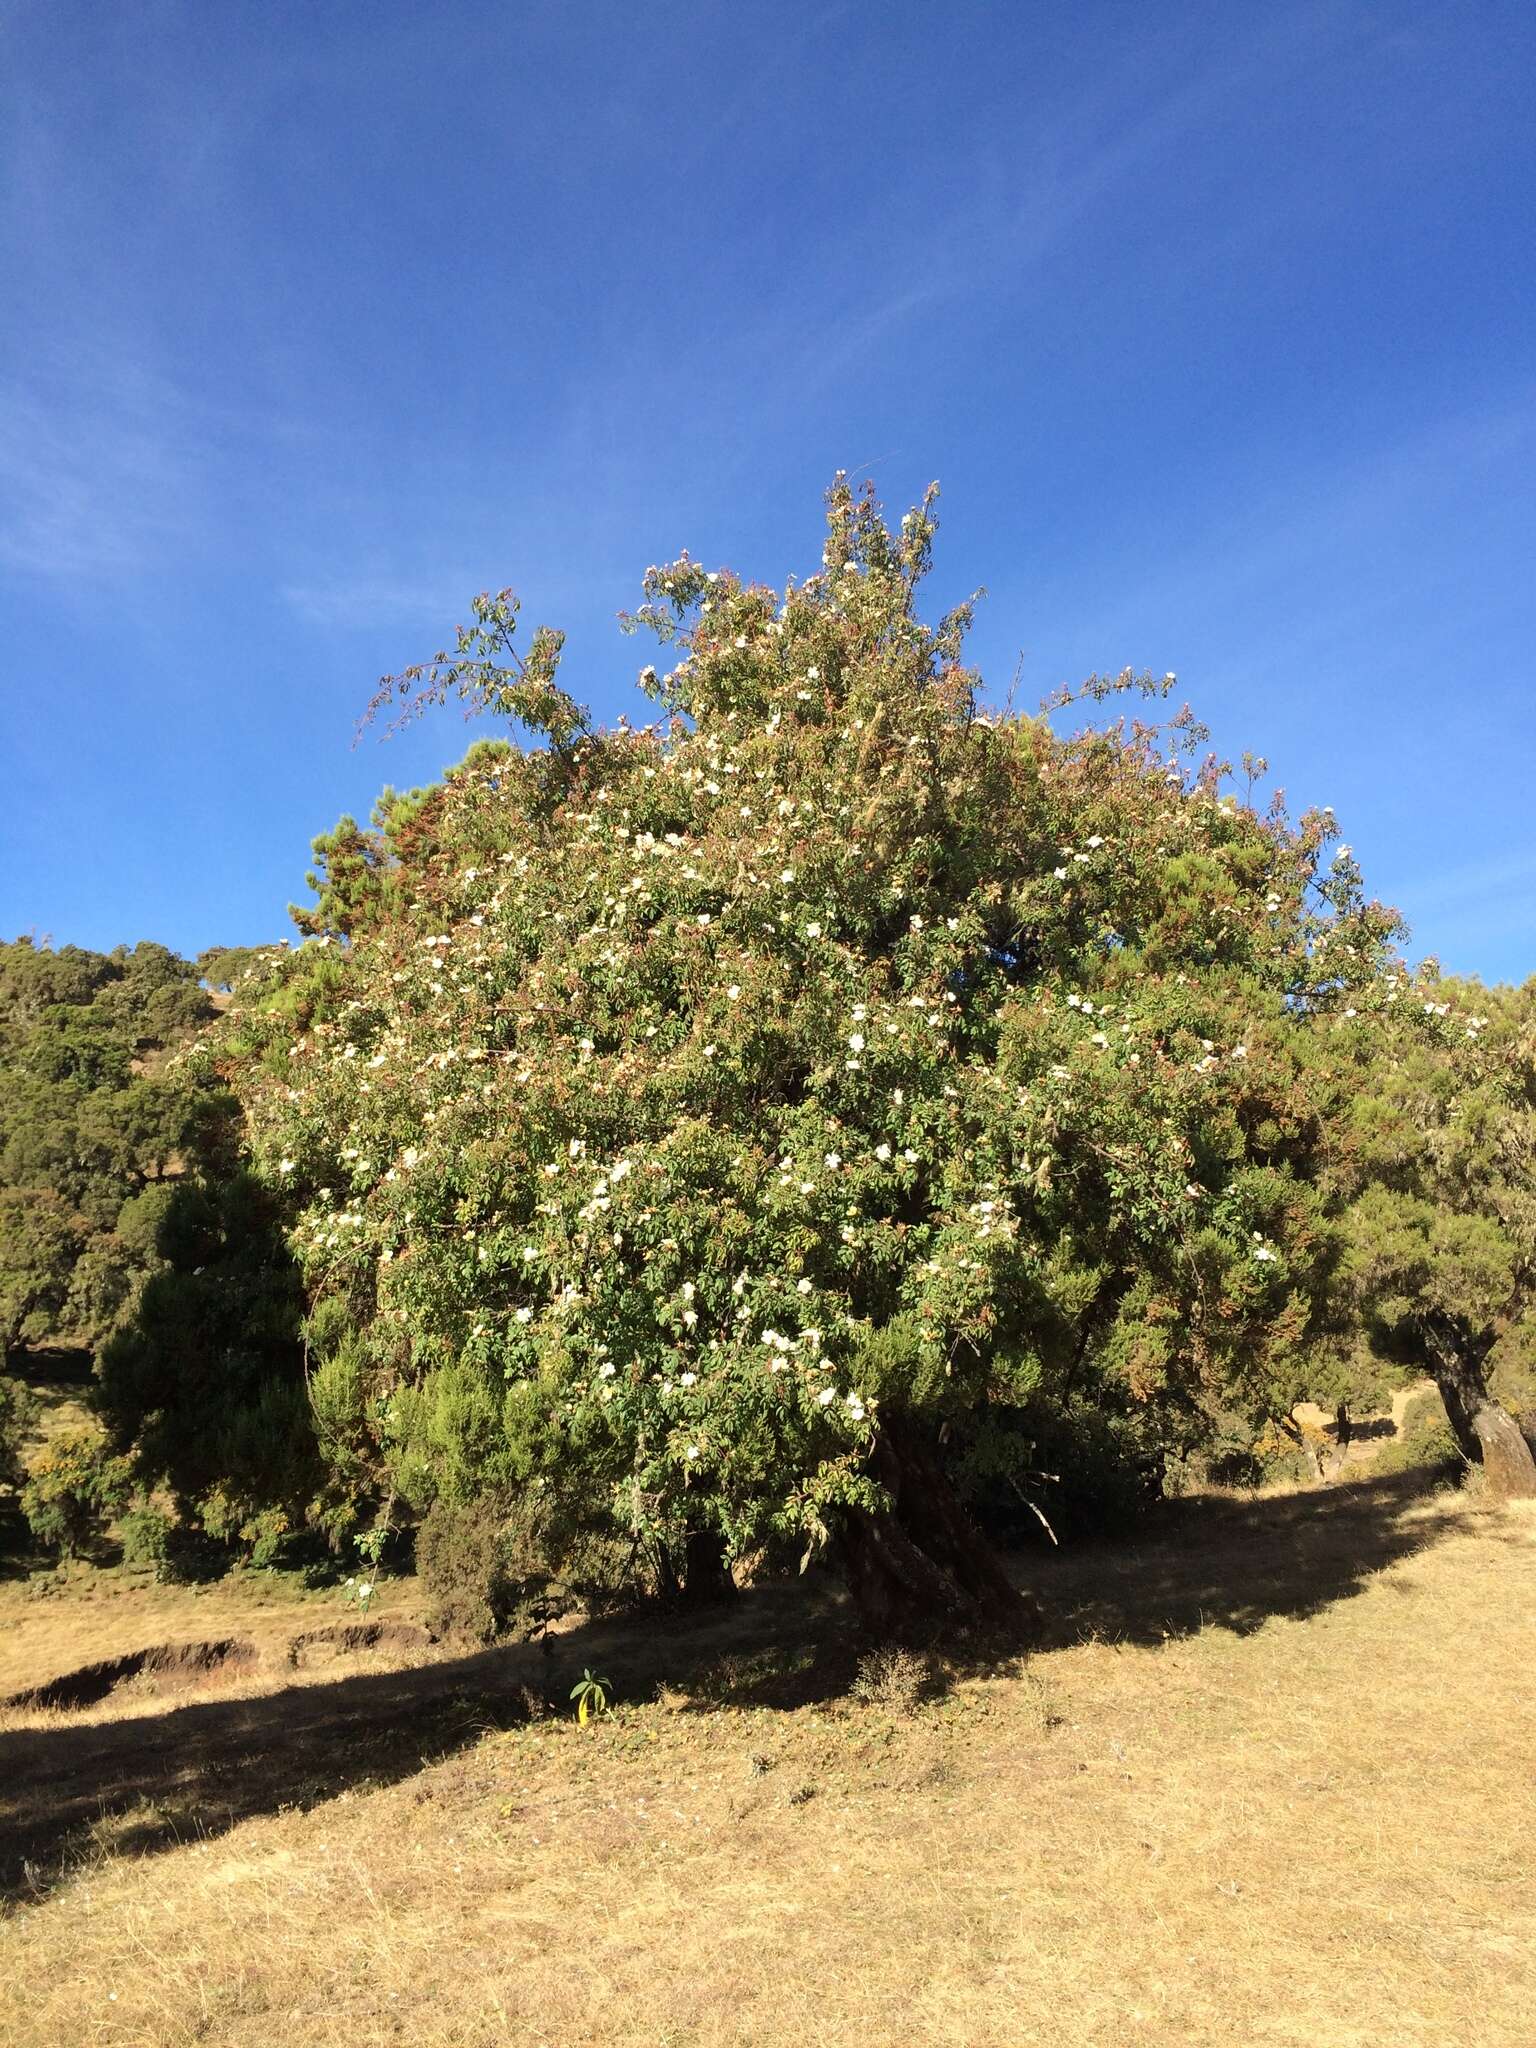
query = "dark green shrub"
xmin=118 ymin=1498 xmax=175 ymax=1574
xmin=0 ymin=1374 xmax=39 ymax=1492
xmin=20 ymin=1430 xmax=132 ymax=1557
xmin=415 ymin=1493 xmax=579 ymax=1644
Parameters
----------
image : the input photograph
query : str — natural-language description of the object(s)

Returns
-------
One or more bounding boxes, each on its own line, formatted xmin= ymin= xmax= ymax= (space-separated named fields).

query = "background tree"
xmin=218 ymin=480 xmax=1403 ymax=1632
xmin=1336 ymin=971 xmax=1536 ymax=1497
xmin=94 ymin=1149 xmax=318 ymax=1562
xmin=0 ymin=938 xmax=221 ymax=1355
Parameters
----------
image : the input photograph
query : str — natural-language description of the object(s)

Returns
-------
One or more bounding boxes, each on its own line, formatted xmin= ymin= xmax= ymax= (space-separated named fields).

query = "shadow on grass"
xmin=1030 ymin=1464 xmax=1464 ymax=1650
xmin=0 ymin=1465 xmax=1464 ymax=1904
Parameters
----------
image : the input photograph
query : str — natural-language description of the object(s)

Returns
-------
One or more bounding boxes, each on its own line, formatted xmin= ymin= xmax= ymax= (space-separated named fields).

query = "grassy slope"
xmin=1 ymin=1475 xmax=1532 ymax=2048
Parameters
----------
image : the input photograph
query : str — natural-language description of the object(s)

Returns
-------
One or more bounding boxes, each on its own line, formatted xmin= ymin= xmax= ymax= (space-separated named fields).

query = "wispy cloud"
xmin=280 ymin=572 xmax=487 ymax=632
xmin=0 ymin=355 xmax=205 ymax=581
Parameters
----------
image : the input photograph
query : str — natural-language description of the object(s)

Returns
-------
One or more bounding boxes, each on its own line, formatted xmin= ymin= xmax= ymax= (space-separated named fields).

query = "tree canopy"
xmin=0 ymin=938 xmax=219 ymax=1358
xmin=1336 ymin=972 xmax=1536 ymax=1493
xmin=210 ymin=479 xmax=1431 ymax=1624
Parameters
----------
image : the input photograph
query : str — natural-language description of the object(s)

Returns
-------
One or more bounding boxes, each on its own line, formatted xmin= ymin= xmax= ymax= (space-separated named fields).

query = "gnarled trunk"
xmin=837 ymin=1417 xmax=1038 ymax=1640
xmin=1430 ymin=1346 xmax=1536 ymax=1501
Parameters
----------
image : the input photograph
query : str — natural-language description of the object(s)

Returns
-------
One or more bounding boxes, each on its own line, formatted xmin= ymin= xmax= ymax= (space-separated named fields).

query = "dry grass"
xmin=1 ymin=1473 xmax=1532 ymax=2047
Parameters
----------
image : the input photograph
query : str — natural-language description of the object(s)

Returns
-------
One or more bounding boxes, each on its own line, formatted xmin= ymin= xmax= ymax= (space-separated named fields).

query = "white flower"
xmin=599 ymin=1360 xmax=616 ymax=1378
xmin=805 ymin=922 xmax=822 ymax=939
xmin=278 ymin=1158 xmax=295 ymax=1174
xmin=682 ymin=1309 xmax=698 ymax=1329
xmin=806 ymin=666 xmax=820 ymax=680
xmin=848 ymin=1032 xmax=865 ymax=1051
xmin=727 ymin=984 xmax=742 ymax=1001
xmin=1054 ymin=867 xmax=1068 ymax=880
xmin=734 ymin=634 xmax=747 ymax=648
xmin=515 ymin=1307 xmax=533 ymax=1324
xmin=780 ymin=868 xmax=796 ymax=884
xmin=910 ymin=914 xmax=924 ymax=930
xmin=846 ymin=1394 xmax=866 ymax=1421
xmin=357 ymin=1581 xmax=373 ymax=1599
xmin=892 ymin=1087 xmax=904 ymax=1105
xmin=874 ymin=1142 xmax=892 ymax=1162
xmin=824 ymin=1151 xmax=841 ymax=1170
xmin=680 ymin=1371 xmax=698 ymax=1387
xmin=1087 ymin=835 xmax=1104 ymax=848
xmin=685 ymin=1444 xmax=700 ymax=1461
xmin=903 ymin=1148 xmax=918 ymax=1163
xmin=817 ymin=1387 xmax=837 ymax=1407
xmin=1253 ymin=1246 xmax=1277 ymax=1264
xmin=1232 ymin=1045 xmax=1248 ymax=1059
xmin=796 ymin=1277 xmax=813 ymax=1295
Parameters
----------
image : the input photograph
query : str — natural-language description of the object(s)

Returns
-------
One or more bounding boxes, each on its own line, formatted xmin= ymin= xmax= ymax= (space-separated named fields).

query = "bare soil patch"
xmin=2 ymin=1637 xmax=257 ymax=1714
xmin=287 ymin=1620 xmax=436 ymax=1668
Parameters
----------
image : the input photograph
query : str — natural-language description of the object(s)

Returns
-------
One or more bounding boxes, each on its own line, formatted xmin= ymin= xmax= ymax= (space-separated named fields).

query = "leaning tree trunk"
xmin=836 ymin=1418 xmax=1040 ymax=1640
xmin=1430 ymin=1344 xmax=1536 ymax=1501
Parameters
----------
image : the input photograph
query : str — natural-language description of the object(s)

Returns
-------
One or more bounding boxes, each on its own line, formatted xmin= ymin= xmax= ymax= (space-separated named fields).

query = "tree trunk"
xmin=1321 ymin=1402 xmax=1352 ymax=1483
xmin=678 ymin=1528 xmax=736 ymax=1608
xmin=836 ymin=1418 xmax=1039 ymax=1640
xmin=1431 ymin=1352 xmax=1536 ymax=1501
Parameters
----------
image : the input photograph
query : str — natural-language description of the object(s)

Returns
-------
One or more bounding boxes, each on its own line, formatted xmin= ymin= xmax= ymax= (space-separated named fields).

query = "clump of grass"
xmin=850 ymin=1644 xmax=931 ymax=1714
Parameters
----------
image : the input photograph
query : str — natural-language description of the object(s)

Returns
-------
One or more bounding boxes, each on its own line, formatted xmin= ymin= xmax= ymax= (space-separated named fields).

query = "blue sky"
xmin=3 ymin=1 xmax=1533 ymax=980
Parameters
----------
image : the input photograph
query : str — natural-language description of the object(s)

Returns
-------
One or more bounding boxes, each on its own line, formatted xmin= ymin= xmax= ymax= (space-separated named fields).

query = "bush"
xmin=416 ymin=1494 xmax=571 ymax=1643
xmin=850 ymin=1645 xmax=931 ymax=1714
xmin=21 ymin=1430 xmax=132 ymax=1556
xmin=196 ymin=1485 xmax=292 ymax=1567
xmin=0 ymin=1374 xmax=39 ymax=1492
xmin=1374 ymin=1390 xmax=1461 ymax=1477
xmin=117 ymin=1498 xmax=176 ymax=1574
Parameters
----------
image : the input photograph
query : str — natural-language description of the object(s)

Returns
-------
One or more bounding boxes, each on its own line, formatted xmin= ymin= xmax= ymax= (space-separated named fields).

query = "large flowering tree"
xmin=217 ymin=480 xmax=1402 ymax=1629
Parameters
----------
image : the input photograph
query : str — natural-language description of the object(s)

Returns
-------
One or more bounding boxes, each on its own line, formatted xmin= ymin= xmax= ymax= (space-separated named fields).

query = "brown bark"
xmin=1321 ymin=1402 xmax=1352 ymax=1483
xmin=837 ymin=1419 xmax=1039 ymax=1640
xmin=1469 ymin=1402 xmax=1536 ymax=1500
xmin=1430 ymin=1348 xmax=1536 ymax=1500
